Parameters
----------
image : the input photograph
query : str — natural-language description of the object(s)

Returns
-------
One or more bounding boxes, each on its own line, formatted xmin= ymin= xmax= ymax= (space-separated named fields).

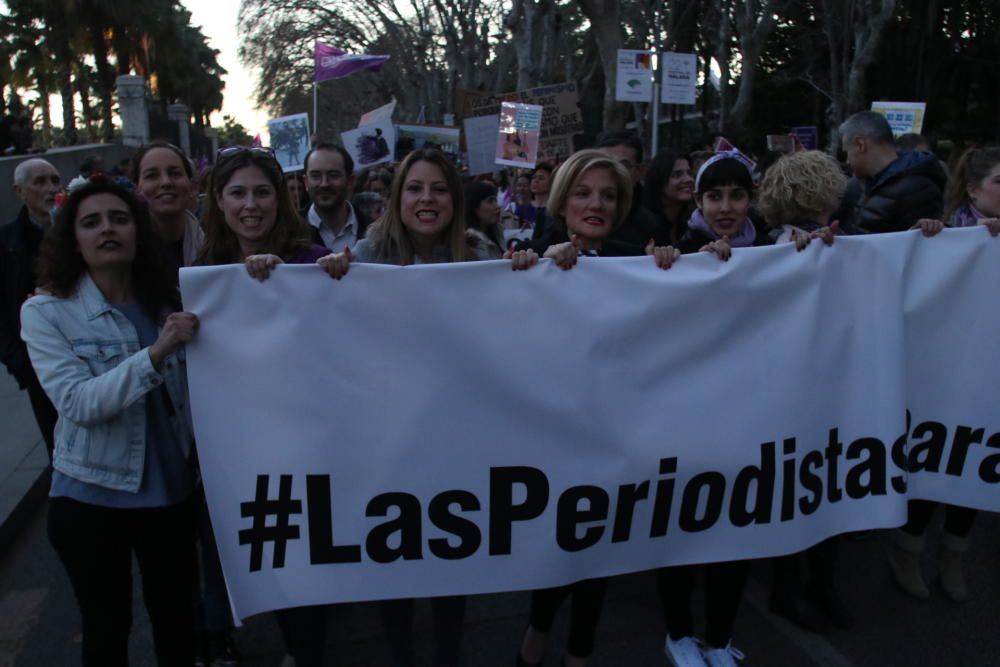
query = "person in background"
xmin=643 ymin=150 xmax=696 ymax=245
xmin=838 ymin=111 xmax=946 ymax=234
xmin=594 ymin=130 xmax=663 ymax=250
xmin=21 ymin=181 xmax=200 ymax=666
xmin=132 ymin=142 xmax=205 ymax=279
xmin=525 ymin=163 xmax=554 ymax=235
xmin=351 ymin=191 xmax=387 ymax=224
xmin=944 ymin=146 xmax=1000 ymax=228
xmin=1 ymin=158 xmax=62 ymax=460
xmin=463 ymin=181 xmax=505 ymax=257
xmin=284 ymin=172 xmax=310 ymax=215
xmin=303 ymin=143 xmax=369 ymax=252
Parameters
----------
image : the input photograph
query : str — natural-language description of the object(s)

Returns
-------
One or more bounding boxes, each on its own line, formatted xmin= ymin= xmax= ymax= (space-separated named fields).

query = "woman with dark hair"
xmin=198 ymin=146 xmax=329 ymax=666
xmin=643 ymin=150 xmax=695 ymax=244
xmin=463 ymin=180 xmax=505 ymax=257
xmin=318 ymin=149 xmax=537 ymax=666
xmin=198 ymin=147 xmax=329 ymax=278
xmin=285 ymin=171 xmax=311 ymax=214
xmin=21 ymin=181 xmax=200 ymax=666
xmin=132 ymin=141 xmax=205 ymax=278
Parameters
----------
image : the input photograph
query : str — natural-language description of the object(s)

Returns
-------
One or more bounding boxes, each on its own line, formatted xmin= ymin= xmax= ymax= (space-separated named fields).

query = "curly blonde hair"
xmin=757 ymin=151 xmax=847 ymax=228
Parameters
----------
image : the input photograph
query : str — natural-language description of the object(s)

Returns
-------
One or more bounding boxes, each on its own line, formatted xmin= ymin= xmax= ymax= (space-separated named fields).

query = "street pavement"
xmin=1 ymin=498 xmax=997 ymax=666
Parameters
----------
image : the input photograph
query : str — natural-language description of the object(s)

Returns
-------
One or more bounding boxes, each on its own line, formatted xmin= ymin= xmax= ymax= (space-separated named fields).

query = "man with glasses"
xmin=1 ymin=158 xmax=62 ymax=460
xmin=303 ymin=143 xmax=370 ymax=252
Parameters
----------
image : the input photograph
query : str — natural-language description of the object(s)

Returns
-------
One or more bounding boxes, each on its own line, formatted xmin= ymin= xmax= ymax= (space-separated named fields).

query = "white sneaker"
xmin=664 ymin=634 xmax=708 ymax=667
xmin=702 ymin=642 xmax=745 ymax=667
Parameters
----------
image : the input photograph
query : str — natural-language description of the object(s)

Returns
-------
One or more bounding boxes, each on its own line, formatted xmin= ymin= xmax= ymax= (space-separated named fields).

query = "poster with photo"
xmin=341 ymin=119 xmax=395 ymax=169
xmin=266 ymin=112 xmax=311 ymax=172
xmin=494 ymin=102 xmax=542 ymax=169
xmin=394 ymin=124 xmax=461 ymax=161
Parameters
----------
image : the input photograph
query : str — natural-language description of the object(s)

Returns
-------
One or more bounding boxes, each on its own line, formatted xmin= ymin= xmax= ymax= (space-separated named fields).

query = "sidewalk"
xmin=0 ymin=371 xmax=49 ymax=556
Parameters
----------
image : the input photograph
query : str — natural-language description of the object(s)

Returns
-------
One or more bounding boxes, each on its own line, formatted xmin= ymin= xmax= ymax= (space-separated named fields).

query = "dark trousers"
xmin=379 ymin=595 xmax=466 ymax=667
xmin=194 ymin=489 xmax=233 ymax=634
xmin=771 ymin=536 xmax=839 ymax=603
xmin=275 ymin=605 xmax=329 ymax=667
xmin=25 ymin=371 xmax=56 ymax=462
xmin=659 ymin=561 xmax=749 ymax=649
xmin=902 ymin=500 xmax=977 ymax=538
xmin=48 ymin=495 xmax=197 ymax=667
xmin=528 ymin=578 xmax=608 ymax=659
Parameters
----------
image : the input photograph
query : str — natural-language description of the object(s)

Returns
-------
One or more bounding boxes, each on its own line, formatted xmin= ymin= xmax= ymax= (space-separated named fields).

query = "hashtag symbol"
xmin=239 ymin=474 xmax=302 ymax=572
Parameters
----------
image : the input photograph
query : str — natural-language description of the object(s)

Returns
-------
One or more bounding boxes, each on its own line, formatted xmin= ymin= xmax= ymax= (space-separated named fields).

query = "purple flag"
xmin=314 ymin=41 xmax=389 ymax=82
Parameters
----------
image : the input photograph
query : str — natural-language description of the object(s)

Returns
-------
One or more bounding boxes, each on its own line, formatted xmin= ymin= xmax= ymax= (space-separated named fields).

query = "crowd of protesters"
xmin=1 ymin=108 xmax=998 ymax=667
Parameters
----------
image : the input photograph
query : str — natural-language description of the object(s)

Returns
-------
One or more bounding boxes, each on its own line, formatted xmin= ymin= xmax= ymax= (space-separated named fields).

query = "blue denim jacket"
xmin=20 ymin=274 xmax=194 ymax=492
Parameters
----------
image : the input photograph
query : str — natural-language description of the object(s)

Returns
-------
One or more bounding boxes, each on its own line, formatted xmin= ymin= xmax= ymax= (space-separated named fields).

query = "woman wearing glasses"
xmin=20 ymin=181 xmax=200 ymax=666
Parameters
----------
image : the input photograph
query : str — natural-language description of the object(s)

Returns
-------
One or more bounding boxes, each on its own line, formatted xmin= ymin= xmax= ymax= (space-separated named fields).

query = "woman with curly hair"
xmin=21 ymin=181 xmax=200 ymax=666
xmin=756 ymin=150 xmax=847 ymax=244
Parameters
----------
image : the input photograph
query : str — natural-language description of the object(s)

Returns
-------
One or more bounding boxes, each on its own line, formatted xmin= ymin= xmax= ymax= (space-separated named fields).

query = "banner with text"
xmin=180 ymin=230 xmax=1000 ymax=621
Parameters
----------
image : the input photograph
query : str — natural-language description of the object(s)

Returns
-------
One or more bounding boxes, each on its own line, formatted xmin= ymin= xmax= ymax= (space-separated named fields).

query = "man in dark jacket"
xmin=839 ymin=111 xmax=946 ymax=234
xmin=1 ymin=158 xmax=61 ymax=460
xmin=594 ymin=130 xmax=665 ymax=251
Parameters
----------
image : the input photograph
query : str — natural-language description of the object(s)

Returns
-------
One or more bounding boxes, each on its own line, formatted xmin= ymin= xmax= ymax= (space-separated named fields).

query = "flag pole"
xmin=313 ymin=81 xmax=318 ymax=135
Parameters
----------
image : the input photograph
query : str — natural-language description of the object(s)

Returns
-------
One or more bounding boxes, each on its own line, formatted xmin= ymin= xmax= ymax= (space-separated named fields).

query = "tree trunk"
xmin=727 ymin=0 xmax=783 ymax=137
xmin=88 ymin=8 xmax=116 ymax=143
xmin=577 ymin=0 xmax=627 ymax=130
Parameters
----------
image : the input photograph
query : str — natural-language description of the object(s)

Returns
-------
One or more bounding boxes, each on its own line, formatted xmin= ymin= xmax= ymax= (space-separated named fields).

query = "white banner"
xmin=179 ymin=230 xmax=1000 ymax=621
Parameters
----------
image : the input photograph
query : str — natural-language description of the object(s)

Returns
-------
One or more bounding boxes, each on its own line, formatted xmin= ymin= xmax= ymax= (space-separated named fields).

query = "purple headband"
xmin=694 ymin=149 xmax=756 ymax=192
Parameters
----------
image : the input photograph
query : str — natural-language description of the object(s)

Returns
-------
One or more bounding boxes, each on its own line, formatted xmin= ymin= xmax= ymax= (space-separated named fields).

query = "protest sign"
xmin=615 ymin=50 xmax=654 ymax=102
xmin=463 ymin=115 xmax=501 ymax=176
xmin=792 ymin=126 xmax=819 ymax=150
xmin=180 ymin=229 xmax=1000 ymax=621
xmin=870 ymin=101 xmax=926 ymax=136
xmin=394 ymin=124 xmax=461 ymax=162
xmin=341 ymin=120 xmax=394 ymax=168
xmin=266 ymin=113 xmax=311 ymax=173
xmin=661 ymin=52 xmax=698 ymax=105
xmin=359 ymin=99 xmax=396 ymax=127
xmin=456 ymin=83 xmax=583 ymax=161
xmin=495 ymin=102 xmax=542 ymax=168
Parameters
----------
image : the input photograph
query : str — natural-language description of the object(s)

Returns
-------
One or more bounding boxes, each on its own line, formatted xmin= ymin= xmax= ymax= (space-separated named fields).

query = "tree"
xmin=218 ymin=115 xmax=253 ymax=147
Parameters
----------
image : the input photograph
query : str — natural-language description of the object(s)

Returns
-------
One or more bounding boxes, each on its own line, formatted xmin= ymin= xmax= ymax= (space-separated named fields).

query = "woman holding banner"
xmin=318 ymin=148 xmax=537 ymax=666
xmin=509 ymin=149 xmax=677 ymax=667
xmin=197 ymin=146 xmax=330 ymax=666
xmin=886 ymin=146 xmax=1000 ymax=602
xmin=20 ymin=181 xmax=200 ymax=666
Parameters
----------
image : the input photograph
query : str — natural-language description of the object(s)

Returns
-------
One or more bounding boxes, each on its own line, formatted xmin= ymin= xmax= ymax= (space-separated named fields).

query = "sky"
xmin=180 ymin=0 xmax=270 ymax=138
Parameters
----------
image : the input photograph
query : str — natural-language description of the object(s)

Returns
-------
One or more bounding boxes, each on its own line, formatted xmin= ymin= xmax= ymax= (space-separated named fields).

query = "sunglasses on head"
xmin=216 ymin=146 xmax=277 ymax=161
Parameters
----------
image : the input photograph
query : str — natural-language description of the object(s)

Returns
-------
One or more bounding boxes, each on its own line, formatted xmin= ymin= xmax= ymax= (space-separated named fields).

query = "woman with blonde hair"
xmin=756 ymin=150 xmax=847 ymax=244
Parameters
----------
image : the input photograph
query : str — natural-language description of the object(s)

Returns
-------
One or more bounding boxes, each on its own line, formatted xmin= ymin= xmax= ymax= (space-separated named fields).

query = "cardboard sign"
xmin=495 ymin=102 xmax=542 ymax=168
xmin=394 ymin=124 xmax=460 ymax=162
xmin=464 ymin=115 xmax=501 ymax=176
xmin=456 ymin=83 xmax=583 ymax=161
xmin=266 ymin=113 xmax=311 ymax=173
xmin=870 ymin=102 xmax=926 ymax=137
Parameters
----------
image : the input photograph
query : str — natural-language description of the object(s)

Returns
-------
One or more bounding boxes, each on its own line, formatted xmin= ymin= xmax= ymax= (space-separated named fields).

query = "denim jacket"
xmin=20 ymin=274 xmax=194 ymax=492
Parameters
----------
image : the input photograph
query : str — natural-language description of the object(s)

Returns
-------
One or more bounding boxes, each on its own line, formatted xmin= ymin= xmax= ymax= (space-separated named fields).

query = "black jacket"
xmin=0 ymin=206 xmax=44 ymax=388
xmin=675 ymin=217 xmax=772 ymax=255
xmin=851 ymin=151 xmax=947 ymax=234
